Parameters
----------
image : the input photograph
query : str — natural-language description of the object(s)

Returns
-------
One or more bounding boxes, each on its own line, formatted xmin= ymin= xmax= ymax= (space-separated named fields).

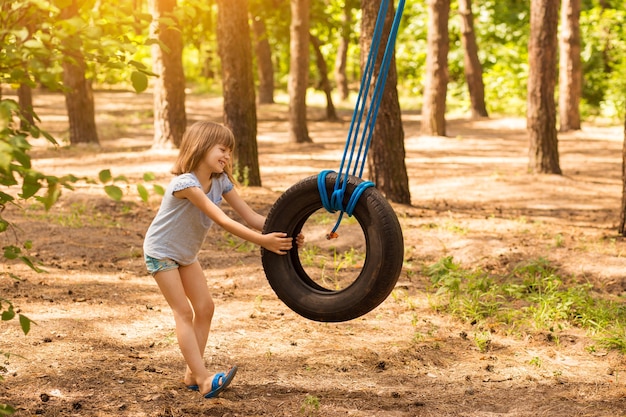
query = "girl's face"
xmin=203 ymin=143 xmax=232 ymax=174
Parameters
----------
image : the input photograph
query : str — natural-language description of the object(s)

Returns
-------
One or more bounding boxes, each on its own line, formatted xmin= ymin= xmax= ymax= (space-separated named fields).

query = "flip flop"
xmin=203 ymin=366 xmax=238 ymax=399
xmin=186 ymin=385 xmax=199 ymax=391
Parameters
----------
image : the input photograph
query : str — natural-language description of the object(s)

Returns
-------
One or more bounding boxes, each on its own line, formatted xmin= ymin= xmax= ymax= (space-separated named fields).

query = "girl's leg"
xmin=178 ymin=262 xmax=215 ymax=386
xmin=153 ymin=268 xmax=212 ymax=389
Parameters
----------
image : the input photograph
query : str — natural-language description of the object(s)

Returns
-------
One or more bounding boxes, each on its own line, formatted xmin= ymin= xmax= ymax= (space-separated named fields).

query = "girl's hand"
xmin=263 ymin=232 xmax=294 ymax=255
xmin=295 ymin=233 xmax=305 ymax=248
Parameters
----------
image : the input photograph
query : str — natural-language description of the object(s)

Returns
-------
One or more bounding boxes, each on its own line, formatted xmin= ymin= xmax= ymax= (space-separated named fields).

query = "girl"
xmin=143 ymin=121 xmax=300 ymax=399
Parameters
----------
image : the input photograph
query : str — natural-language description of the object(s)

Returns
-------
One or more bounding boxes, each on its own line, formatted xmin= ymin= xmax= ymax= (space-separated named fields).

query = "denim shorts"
xmin=145 ymin=255 xmax=179 ymax=275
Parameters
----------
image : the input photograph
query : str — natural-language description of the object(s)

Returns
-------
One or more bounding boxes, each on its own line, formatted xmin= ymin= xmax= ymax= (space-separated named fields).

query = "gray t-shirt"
xmin=143 ymin=172 xmax=234 ymax=265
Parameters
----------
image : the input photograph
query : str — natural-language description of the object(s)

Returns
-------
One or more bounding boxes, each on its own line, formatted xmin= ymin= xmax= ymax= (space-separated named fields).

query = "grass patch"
xmin=423 ymin=256 xmax=626 ymax=352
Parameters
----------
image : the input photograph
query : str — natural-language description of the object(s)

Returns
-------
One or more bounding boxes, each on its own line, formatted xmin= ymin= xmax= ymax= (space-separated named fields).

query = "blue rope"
xmin=319 ymin=0 xmax=405 ymax=237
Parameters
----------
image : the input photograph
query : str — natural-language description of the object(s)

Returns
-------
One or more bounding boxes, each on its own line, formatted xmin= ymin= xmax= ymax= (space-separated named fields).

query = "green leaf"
xmin=98 ymin=169 xmax=112 ymax=183
xmin=1 ymin=306 xmax=15 ymax=321
xmin=143 ymin=172 xmax=156 ymax=181
xmin=153 ymin=184 xmax=165 ymax=196
xmin=3 ymin=245 xmax=20 ymax=260
xmin=104 ymin=185 xmax=123 ymax=201
xmin=19 ymin=255 xmax=44 ymax=273
xmin=19 ymin=314 xmax=32 ymax=335
xmin=131 ymin=71 xmax=148 ymax=93
xmin=137 ymin=184 xmax=149 ymax=202
xmin=0 ymin=191 xmax=14 ymax=205
xmin=0 ymin=403 xmax=16 ymax=415
xmin=20 ymin=179 xmax=42 ymax=199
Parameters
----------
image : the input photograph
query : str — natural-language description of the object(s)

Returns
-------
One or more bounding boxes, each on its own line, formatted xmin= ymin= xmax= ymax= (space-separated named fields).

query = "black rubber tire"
xmin=262 ymin=172 xmax=404 ymax=322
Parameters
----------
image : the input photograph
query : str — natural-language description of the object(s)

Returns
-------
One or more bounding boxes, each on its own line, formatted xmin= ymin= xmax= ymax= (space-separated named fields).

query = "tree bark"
xmin=149 ymin=0 xmax=187 ymax=149
xmin=288 ymin=0 xmax=312 ymax=143
xmin=217 ymin=0 xmax=261 ymax=186
xmin=251 ymin=13 xmax=275 ymax=104
xmin=421 ymin=0 xmax=450 ymax=137
xmin=527 ymin=0 xmax=561 ymax=174
xmin=458 ymin=0 xmax=488 ymax=119
xmin=618 ymin=106 xmax=626 ymax=236
xmin=558 ymin=0 xmax=582 ymax=132
xmin=334 ymin=0 xmax=353 ymax=101
xmin=60 ymin=0 xmax=99 ymax=146
xmin=310 ymin=35 xmax=338 ymax=122
xmin=18 ymin=83 xmax=34 ymax=130
xmin=361 ymin=0 xmax=410 ymax=205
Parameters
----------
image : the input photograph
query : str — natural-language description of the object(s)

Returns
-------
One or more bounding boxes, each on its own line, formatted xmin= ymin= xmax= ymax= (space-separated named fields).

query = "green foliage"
xmin=0 ymin=403 xmax=16 ymax=416
xmin=424 ymin=256 xmax=626 ymax=352
xmin=1 ymin=0 xmax=154 ymax=93
xmin=580 ymin=5 xmax=626 ymax=118
xmin=300 ymin=394 xmax=320 ymax=416
xmin=94 ymin=169 xmax=164 ymax=203
xmin=0 ymin=298 xmax=34 ymax=336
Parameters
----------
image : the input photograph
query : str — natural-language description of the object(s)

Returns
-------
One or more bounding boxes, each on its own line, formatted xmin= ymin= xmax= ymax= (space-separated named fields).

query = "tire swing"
xmin=262 ymin=0 xmax=406 ymax=322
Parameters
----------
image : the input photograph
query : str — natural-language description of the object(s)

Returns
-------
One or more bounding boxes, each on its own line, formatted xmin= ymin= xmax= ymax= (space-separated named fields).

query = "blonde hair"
xmin=172 ymin=121 xmax=236 ymax=183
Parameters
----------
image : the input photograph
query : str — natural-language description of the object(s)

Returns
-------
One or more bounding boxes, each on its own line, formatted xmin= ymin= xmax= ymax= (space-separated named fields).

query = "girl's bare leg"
xmin=178 ymin=261 xmax=214 ymax=386
xmin=153 ymin=268 xmax=213 ymax=391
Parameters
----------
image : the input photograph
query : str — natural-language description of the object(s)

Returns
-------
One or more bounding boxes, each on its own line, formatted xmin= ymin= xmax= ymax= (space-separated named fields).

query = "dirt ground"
xmin=1 ymin=90 xmax=626 ymax=416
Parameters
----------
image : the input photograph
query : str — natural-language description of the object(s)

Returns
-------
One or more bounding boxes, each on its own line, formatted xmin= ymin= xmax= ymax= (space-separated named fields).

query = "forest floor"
xmin=1 ymin=90 xmax=626 ymax=417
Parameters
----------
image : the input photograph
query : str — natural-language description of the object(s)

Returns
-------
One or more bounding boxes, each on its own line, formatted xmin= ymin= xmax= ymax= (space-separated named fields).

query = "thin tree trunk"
xmin=310 ymin=35 xmax=338 ymax=122
xmin=150 ymin=0 xmax=187 ymax=149
xmin=361 ymin=0 xmax=410 ymax=205
xmin=421 ymin=0 xmax=450 ymax=137
xmin=288 ymin=0 xmax=312 ymax=143
xmin=18 ymin=83 xmax=34 ymax=130
xmin=251 ymin=13 xmax=275 ymax=104
xmin=60 ymin=0 xmax=99 ymax=146
xmin=334 ymin=0 xmax=353 ymax=101
xmin=527 ymin=0 xmax=561 ymax=174
xmin=558 ymin=0 xmax=582 ymax=132
xmin=217 ymin=0 xmax=261 ymax=186
xmin=618 ymin=108 xmax=626 ymax=236
xmin=458 ymin=0 xmax=488 ymax=119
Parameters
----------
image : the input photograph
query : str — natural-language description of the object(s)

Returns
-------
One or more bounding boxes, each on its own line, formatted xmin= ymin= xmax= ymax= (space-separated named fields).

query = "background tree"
xmin=60 ymin=0 xmax=100 ymax=146
xmin=149 ymin=0 xmax=187 ymax=149
xmin=310 ymin=34 xmax=338 ymax=121
xmin=217 ymin=0 xmax=261 ymax=186
xmin=361 ymin=0 xmax=410 ymax=205
xmin=617 ymin=105 xmax=626 ymax=236
xmin=458 ymin=0 xmax=488 ymax=118
xmin=421 ymin=0 xmax=450 ymax=136
xmin=334 ymin=0 xmax=356 ymax=101
xmin=250 ymin=8 xmax=275 ymax=104
xmin=559 ymin=0 xmax=582 ymax=132
xmin=527 ymin=0 xmax=561 ymax=174
xmin=288 ymin=0 xmax=312 ymax=143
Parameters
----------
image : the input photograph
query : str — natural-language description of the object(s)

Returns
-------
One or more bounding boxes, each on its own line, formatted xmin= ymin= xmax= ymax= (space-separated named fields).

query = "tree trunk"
xmin=421 ymin=0 xmax=450 ymax=137
xmin=60 ymin=0 xmax=99 ymax=146
xmin=288 ymin=0 xmax=312 ymax=143
xmin=458 ymin=0 xmax=488 ymax=119
xmin=361 ymin=0 xmax=410 ymax=205
xmin=217 ymin=0 xmax=261 ymax=186
xmin=558 ymin=0 xmax=582 ymax=132
xmin=251 ymin=13 xmax=275 ymax=104
xmin=527 ymin=0 xmax=561 ymax=175
xmin=18 ymin=83 xmax=34 ymax=130
xmin=310 ymin=35 xmax=338 ymax=122
xmin=334 ymin=0 xmax=353 ymax=101
xmin=620 ymin=107 xmax=626 ymax=235
xmin=149 ymin=0 xmax=187 ymax=149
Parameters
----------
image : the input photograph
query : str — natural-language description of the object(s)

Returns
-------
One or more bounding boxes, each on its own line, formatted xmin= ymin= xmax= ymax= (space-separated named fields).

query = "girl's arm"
xmin=224 ymin=188 xmax=305 ymax=248
xmin=175 ymin=186 xmax=293 ymax=255
xmin=222 ymin=188 xmax=266 ymax=231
